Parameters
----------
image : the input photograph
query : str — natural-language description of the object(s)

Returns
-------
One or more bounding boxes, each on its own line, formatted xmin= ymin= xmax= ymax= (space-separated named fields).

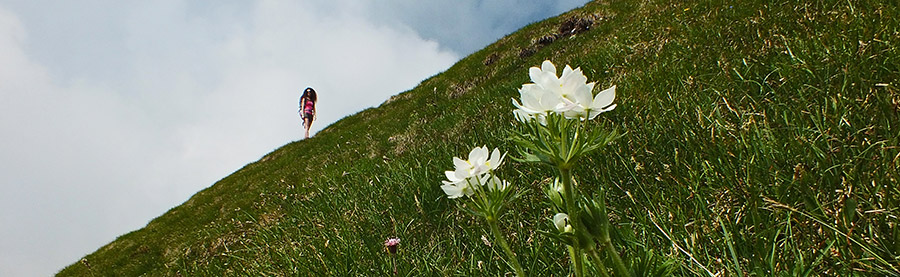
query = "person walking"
xmin=299 ymin=87 xmax=317 ymax=138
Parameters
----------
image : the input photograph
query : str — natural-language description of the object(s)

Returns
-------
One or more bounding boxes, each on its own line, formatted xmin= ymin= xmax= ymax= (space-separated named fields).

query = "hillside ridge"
xmin=60 ymin=1 xmax=900 ymax=275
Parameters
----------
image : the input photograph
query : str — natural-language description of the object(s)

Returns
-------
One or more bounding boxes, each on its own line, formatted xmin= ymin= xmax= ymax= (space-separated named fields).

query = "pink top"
xmin=304 ymin=100 xmax=315 ymax=113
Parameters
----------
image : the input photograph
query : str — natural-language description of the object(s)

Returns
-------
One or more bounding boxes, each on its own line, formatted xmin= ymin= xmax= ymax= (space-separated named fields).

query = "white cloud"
xmin=0 ymin=7 xmax=146 ymax=275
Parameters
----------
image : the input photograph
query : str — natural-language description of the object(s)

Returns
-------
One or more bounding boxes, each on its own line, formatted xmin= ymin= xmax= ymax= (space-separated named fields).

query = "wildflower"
xmin=481 ymin=174 xmax=509 ymax=191
xmin=512 ymin=62 xmax=566 ymax=121
xmin=512 ymin=60 xmax=616 ymax=121
xmin=384 ymin=237 xmax=401 ymax=275
xmin=439 ymin=178 xmax=472 ymax=199
xmin=512 ymin=83 xmax=565 ymax=122
xmin=384 ymin=237 xmax=400 ymax=254
xmin=441 ymin=146 xmax=505 ymax=198
xmin=583 ymin=85 xmax=616 ymax=120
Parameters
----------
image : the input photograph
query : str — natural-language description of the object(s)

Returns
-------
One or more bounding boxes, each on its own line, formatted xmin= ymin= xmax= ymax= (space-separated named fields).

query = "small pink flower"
xmin=384 ymin=237 xmax=400 ymax=254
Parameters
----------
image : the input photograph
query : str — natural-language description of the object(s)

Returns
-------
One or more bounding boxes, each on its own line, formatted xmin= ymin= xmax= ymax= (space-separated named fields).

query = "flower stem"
xmin=487 ymin=217 xmax=526 ymax=277
xmin=587 ymin=247 xmax=610 ymax=277
xmin=391 ymin=255 xmax=397 ymax=275
xmin=600 ymin=231 xmax=630 ymax=277
xmin=596 ymin=190 xmax=631 ymax=277
xmin=559 ymin=168 xmax=585 ymax=277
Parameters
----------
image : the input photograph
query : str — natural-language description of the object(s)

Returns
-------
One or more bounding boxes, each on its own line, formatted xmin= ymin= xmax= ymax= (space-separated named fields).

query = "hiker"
xmin=299 ymin=87 xmax=318 ymax=138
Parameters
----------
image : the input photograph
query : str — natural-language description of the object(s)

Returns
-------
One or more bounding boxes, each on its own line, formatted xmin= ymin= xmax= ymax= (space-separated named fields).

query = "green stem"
xmin=596 ymin=191 xmax=630 ymax=277
xmin=487 ymin=217 xmax=526 ymax=277
xmin=600 ymin=235 xmax=629 ymax=277
xmin=559 ymin=168 xmax=585 ymax=277
xmin=587 ymin=247 xmax=610 ymax=277
xmin=391 ymin=255 xmax=397 ymax=275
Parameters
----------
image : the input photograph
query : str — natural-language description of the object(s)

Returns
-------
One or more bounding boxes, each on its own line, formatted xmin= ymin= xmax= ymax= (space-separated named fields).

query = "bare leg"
xmin=304 ymin=118 xmax=313 ymax=138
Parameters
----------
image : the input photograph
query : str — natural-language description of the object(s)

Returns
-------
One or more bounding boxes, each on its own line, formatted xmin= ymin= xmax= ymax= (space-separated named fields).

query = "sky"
xmin=0 ymin=1 xmax=589 ymax=275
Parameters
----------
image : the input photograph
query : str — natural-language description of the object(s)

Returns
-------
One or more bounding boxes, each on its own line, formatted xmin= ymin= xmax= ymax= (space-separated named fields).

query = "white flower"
xmin=513 ymin=108 xmax=537 ymax=123
xmin=481 ymin=174 xmax=509 ymax=191
xmin=584 ymin=85 xmax=616 ymax=120
xmin=440 ymin=179 xmax=472 ymax=199
xmin=512 ymin=60 xmax=616 ymax=121
xmin=512 ymin=83 xmax=565 ymax=120
xmin=441 ymin=146 xmax=506 ymax=198
xmin=446 ymin=146 xmax=504 ymax=182
xmin=553 ymin=65 xmax=595 ymax=117
xmin=553 ymin=213 xmax=573 ymax=233
xmin=512 ymin=61 xmax=569 ymax=121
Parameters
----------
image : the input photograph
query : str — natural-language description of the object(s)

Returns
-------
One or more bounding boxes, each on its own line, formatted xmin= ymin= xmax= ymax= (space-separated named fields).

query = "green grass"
xmin=59 ymin=0 xmax=899 ymax=276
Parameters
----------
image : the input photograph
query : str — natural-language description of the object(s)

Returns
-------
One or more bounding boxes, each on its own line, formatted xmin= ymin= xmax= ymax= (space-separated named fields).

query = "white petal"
xmin=554 ymin=95 xmax=577 ymax=114
xmin=454 ymin=167 xmax=471 ymax=180
xmin=541 ymin=60 xmax=557 ymax=76
xmin=496 ymin=178 xmax=508 ymax=190
xmin=469 ymin=146 xmax=488 ymax=165
xmin=441 ymin=183 xmax=465 ymax=198
xmin=540 ymin=87 xmax=564 ymax=111
xmin=529 ymin=66 xmax=543 ymax=84
xmin=563 ymin=107 xmax=587 ymax=119
xmin=560 ymin=67 xmax=588 ymax=92
xmin=472 ymin=163 xmax=490 ymax=176
xmin=453 ymin=157 xmax=469 ymax=171
xmin=445 ymin=171 xmax=460 ymax=182
xmin=513 ymin=109 xmax=538 ymax=122
xmin=441 ymin=179 xmax=467 ymax=197
xmin=513 ymin=98 xmax=542 ymax=114
xmin=483 ymin=175 xmax=507 ymax=191
xmin=519 ymin=84 xmax=544 ymax=110
xmin=586 ymin=103 xmax=616 ymax=120
xmin=571 ymin=83 xmax=593 ymax=106
xmin=488 ymin=148 xmax=503 ymax=170
xmin=478 ymin=174 xmax=491 ymax=185
xmin=531 ymin=61 xmax=559 ymax=90
xmin=561 ymin=65 xmax=574 ymax=78
xmin=592 ymin=85 xmax=616 ymax=109
xmin=535 ymin=73 xmax=558 ymax=91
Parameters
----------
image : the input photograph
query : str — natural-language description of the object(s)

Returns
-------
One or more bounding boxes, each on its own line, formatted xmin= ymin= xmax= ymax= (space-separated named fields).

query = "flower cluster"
xmin=512 ymin=60 xmax=616 ymax=123
xmin=436 ymin=60 xmax=623 ymax=277
xmin=509 ymin=60 xmax=628 ymax=276
xmin=440 ymin=146 xmax=522 ymax=276
xmin=440 ymin=146 xmax=506 ymax=198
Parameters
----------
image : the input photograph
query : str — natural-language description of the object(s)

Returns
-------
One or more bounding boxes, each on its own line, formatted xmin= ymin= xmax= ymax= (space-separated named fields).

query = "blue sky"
xmin=0 ymin=1 xmax=589 ymax=275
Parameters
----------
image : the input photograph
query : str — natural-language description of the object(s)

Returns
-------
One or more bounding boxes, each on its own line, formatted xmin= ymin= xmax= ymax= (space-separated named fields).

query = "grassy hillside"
xmin=60 ymin=0 xmax=899 ymax=275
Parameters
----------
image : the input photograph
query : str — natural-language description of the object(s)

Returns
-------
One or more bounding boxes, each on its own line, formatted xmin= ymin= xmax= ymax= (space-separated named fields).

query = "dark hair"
xmin=302 ymin=87 xmax=317 ymax=102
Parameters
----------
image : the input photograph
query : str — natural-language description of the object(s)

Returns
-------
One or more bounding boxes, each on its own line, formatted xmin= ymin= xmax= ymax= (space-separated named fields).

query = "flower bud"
xmin=553 ymin=213 xmax=573 ymax=233
xmin=546 ymin=179 xmax=565 ymax=208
